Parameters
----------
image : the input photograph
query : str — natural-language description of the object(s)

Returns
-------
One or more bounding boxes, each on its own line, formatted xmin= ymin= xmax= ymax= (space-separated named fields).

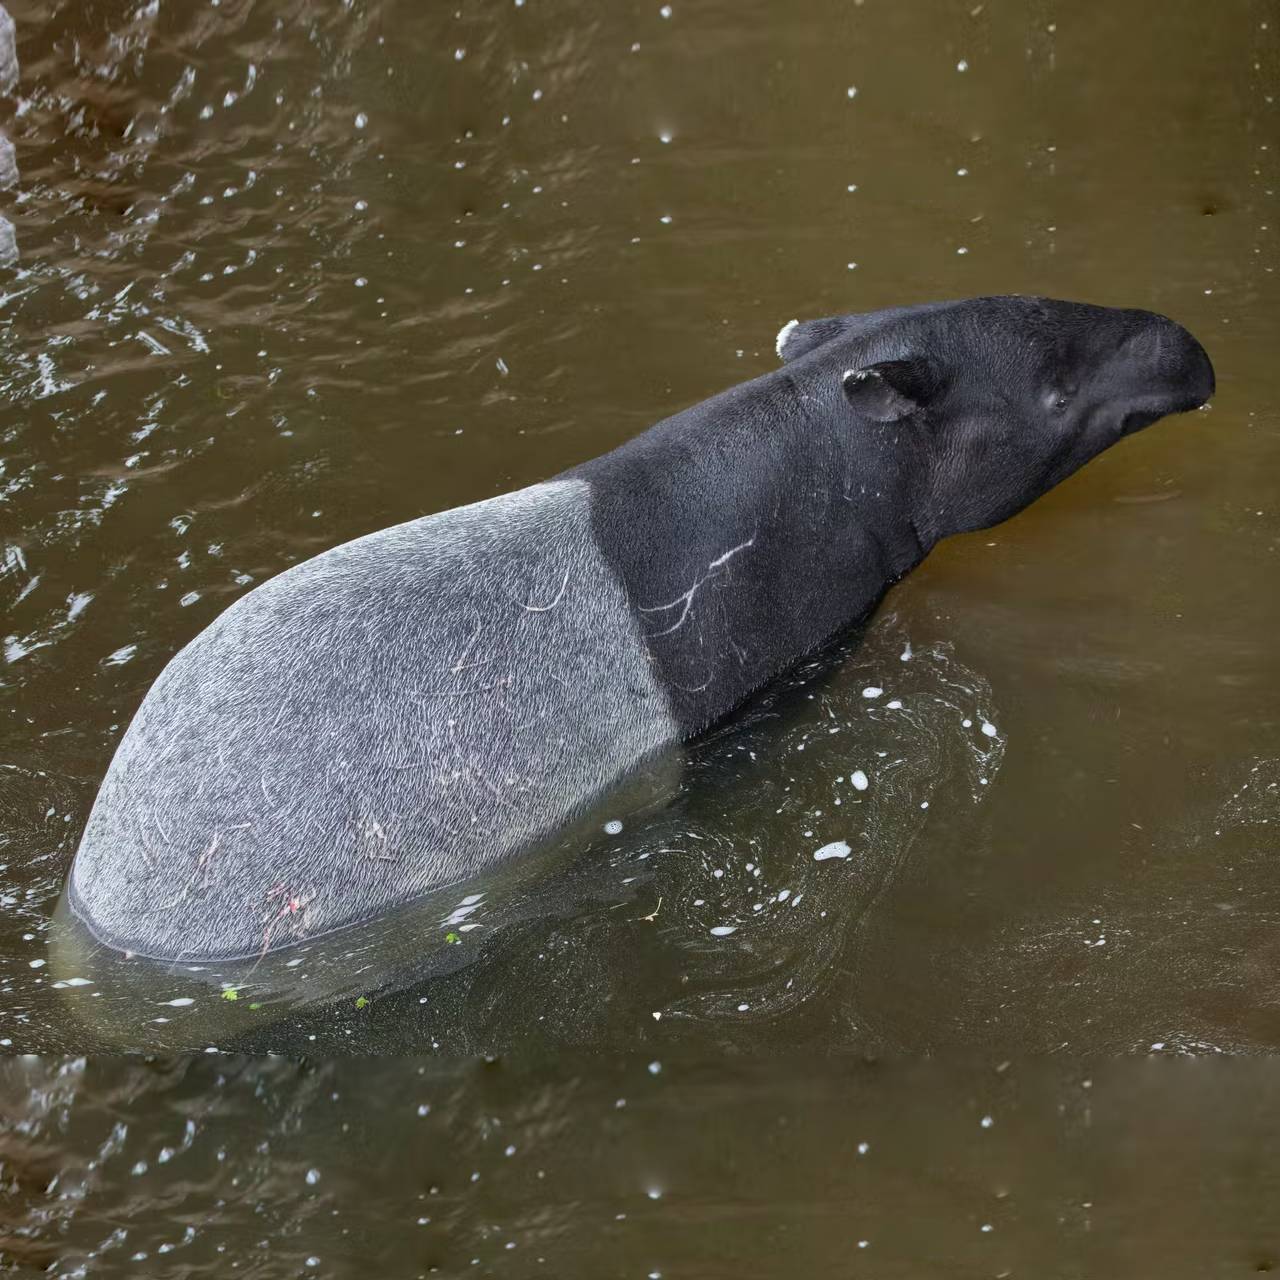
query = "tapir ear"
xmin=841 ymin=358 xmax=935 ymax=423
xmin=775 ymin=315 xmax=853 ymax=362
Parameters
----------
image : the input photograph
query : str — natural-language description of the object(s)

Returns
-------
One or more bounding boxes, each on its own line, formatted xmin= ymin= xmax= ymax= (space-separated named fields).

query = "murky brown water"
xmin=1 ymin=0 xmax=1277 ymax=1271
xmin=4 ymin=1055 xmax=1280 ymax=1277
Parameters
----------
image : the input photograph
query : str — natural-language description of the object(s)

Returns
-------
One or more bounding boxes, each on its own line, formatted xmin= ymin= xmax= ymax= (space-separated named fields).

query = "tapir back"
xmin=69 ymin=479 xmax=675 ymax=960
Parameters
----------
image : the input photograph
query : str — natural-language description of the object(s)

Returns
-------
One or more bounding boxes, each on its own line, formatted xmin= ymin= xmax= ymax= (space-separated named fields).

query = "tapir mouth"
xmin=1119 ymin=390 xmax=1209 ymax=437
xmin=1120 ymin=408 xmax=1166 ymax=436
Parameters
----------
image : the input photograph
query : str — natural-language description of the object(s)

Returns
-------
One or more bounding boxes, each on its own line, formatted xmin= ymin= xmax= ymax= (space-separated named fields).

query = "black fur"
xmin=578 ymin=296 xmax=1214 ymax=736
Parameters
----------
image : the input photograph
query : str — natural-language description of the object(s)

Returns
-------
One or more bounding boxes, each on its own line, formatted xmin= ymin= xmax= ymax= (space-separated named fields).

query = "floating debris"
xmin=813 ymin=840 xmax=851 ymax=861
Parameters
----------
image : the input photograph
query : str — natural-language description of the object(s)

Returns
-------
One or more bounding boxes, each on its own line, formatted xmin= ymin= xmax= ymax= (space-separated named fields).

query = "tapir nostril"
xmin=1168 ymin=342 xmax=1216 ymax=413
xmin=1167 ymin=323 xmax=1215 ymax=407
xmin=1139 ymin=321 xmax=1215 ymax=412
xmin=1191 ymin=342 xmax=1216 ymax=405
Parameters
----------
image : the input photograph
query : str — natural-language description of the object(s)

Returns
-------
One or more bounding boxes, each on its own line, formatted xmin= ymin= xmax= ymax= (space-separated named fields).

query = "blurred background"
xmin=0 ymin=0 xmax=1276 ymax=1272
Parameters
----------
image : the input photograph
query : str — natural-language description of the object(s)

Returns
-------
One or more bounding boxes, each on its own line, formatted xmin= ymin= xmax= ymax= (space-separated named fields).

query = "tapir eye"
xmin=1047 ymin=389 xmax=1074 ymax=413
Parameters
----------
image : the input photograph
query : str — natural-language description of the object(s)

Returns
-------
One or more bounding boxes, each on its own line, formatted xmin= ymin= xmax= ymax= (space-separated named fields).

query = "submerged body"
xmin=68 ymin=296 xmax=1215 ymax=960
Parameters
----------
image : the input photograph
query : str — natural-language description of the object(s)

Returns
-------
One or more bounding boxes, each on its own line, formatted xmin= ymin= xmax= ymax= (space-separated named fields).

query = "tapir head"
xmin=777 ymin=296 xmax=1216 ymax=536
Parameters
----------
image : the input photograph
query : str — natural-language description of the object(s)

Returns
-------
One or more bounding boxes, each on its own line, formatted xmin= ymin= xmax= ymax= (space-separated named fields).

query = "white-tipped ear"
xmin=775 ymin=315 xmax=856 ymax=363
xmin=775 ymin=319 xmax=800 ymax=360
xmin=841 ymin=364 xmax=924 ymax=423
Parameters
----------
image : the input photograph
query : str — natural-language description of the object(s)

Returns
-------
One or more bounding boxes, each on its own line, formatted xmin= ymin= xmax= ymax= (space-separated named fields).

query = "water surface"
xmin=4 ymin=1055 xmax=1280 ymax=1277
xmin=0 ymin=0 xmax=1278 ymax=1268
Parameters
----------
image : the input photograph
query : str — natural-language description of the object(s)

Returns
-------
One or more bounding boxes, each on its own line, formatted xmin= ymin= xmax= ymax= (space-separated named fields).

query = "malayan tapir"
xmin=66 ymin=296 xmax=1215 ymax=961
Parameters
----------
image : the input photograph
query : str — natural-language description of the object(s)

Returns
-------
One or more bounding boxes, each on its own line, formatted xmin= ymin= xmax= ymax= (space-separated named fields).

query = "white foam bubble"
xmin=813 ymin=840 xmax=851 ymax=861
